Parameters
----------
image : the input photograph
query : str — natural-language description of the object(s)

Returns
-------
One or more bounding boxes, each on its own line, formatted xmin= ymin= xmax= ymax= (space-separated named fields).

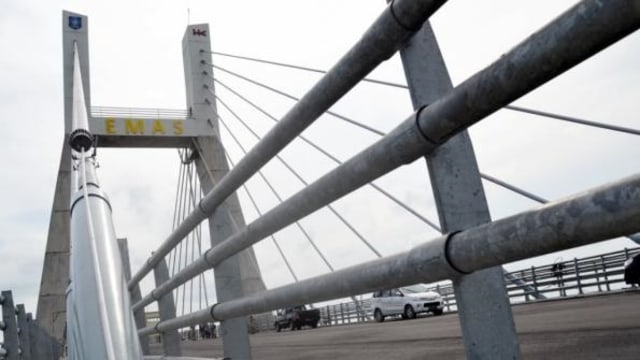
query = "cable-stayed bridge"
xmin=1 ymin=1 xmax=640 ymax=359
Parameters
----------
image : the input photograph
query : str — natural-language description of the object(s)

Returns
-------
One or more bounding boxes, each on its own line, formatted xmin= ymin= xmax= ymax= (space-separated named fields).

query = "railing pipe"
xmin=128 ymin=0 xmax=447 ymax=289
xmin=135 ymin=0 xmax=640 ymax=305
xmin=139 ymin=172 xmax=640 ymax=335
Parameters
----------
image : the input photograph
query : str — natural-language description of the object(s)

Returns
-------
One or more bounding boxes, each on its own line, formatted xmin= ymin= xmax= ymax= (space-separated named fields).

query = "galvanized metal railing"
xmin=0 ymin=290 xmax=58 ymax=360
xmin=126 ymin=0 xmax=640 ymax=358
xmin=314 ymin=247 xmax=640 ymax=326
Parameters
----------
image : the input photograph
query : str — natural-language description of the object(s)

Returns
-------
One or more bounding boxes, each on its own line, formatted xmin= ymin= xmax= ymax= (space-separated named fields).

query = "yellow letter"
xmin=125 ymin=119 xmax=145 ymax=135
xmin=152 ymin=120 xmax=166 ymax=135
xmin=173 ymin=121 xmax=184 ymax=135
xmin=105 ymin=118 xmax=116 ymax=134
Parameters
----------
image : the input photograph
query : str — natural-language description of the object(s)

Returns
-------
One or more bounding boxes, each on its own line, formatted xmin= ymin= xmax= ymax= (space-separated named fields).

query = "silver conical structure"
xmin=66 ymin=41 xmax=143 ymax=359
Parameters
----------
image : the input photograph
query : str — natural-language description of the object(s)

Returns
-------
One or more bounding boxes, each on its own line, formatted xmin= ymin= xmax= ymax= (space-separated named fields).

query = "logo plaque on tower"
xmin=69 ymin=16 xmax=82 ymax=30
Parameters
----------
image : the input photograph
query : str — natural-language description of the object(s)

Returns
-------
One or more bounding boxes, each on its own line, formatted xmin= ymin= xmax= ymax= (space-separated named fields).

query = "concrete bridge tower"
xmin=36 ymin=11 xmax=267 ymax=349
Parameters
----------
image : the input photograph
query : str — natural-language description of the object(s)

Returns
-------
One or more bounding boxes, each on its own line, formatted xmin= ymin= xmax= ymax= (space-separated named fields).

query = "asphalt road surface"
xmin=151 ymin=289 xmax=640 ymax=359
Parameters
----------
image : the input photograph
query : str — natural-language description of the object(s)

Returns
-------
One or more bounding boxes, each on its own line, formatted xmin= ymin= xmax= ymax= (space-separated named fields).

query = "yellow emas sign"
xmin=104 ymin=118 xmax=184 ymax=136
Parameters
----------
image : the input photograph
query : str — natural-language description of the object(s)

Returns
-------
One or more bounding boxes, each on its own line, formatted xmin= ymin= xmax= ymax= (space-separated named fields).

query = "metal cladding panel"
xmin=69 ymin=186 xmax=143 ymax=359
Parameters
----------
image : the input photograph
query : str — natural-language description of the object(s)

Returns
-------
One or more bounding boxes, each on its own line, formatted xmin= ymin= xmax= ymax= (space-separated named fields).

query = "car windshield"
xmin=402 ymin=284 xmax=429 ymax=293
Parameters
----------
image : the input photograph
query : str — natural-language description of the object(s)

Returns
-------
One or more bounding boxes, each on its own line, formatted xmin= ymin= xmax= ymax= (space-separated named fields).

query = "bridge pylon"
xmin=183 ymin=23 xmax=266 ymax=359
xmin=36 ymin=11 xmax=268 ymax=356
xmin=36 ymin=10 xmax=91 ymax=347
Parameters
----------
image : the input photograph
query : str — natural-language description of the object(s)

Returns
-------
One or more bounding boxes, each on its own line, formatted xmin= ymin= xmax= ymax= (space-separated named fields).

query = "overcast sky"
xmin=1 ymin=0 xmax=639 ymax=319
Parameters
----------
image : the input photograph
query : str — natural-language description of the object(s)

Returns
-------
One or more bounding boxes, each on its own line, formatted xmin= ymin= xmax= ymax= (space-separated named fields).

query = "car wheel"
xmin=404 ymin=305 xmax=416 ymax=319
xmin=311 ymin=322 xmax=318 ymax=328
xmin=374 ymin=309 xmax=385 ymax=323
xmin=433 ymin=308 xmax=444 ymax=316
xmin=296 ymin=323 xmax=302 ymax=330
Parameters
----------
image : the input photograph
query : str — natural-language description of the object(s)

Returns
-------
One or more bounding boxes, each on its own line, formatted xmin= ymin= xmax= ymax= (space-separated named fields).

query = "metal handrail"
xmin=91 ymin=106 xmax=187 ymax=119
xmin=127 ymin=0 xmax=449 ymax=290
xmin=138 ymin=172 xmax=640 ymax=336
xmin=131 ymin=0 xmax=640 ymax=317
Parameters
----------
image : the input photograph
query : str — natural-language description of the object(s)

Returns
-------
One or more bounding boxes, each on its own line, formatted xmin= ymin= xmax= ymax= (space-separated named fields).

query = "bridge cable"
xmin=208 ymin=76 xmax=594 ymax=222
xmin=209 ymin=71 xmax=588 ymax=301
xmin=187 ymin=138 xmax=258 ymax=301
xmin=183 ymin=154 xmax=213 ymax=313
xmin=172 ymin=154 xmax=190 ymax=310
xmin=215 ymin=113 xmax=338 ymax=271
xmin=170 ymin=150 xmax=213 ymax=314
xmin=180 ymin=147 xmax=215 ymax=311
xmin=195 ymin=186 xmax=210 ymax=308
xmin=480 ymin=172 xmax=549 ymax=204
xmin=178 ymin=153 xmax=193 ymax=313
xmin=208 ymin=50 xmax=407 ymax=89
xmin=204 ymin=64 xmax=386 ymax=136
xmin=219 ymin=125 xmax=370 ymax=317
xmin=168 ymin=160 xmax=186 ymax=281
xmin=222 ymin=151 xmax=299 ymax=283
xmin=209 ymin=52 xmax=640 ymax=137
xmin=207 ymin=54 xmax=640 ymax=296
xmin=169 ymin=155 xmax=187 ymax=277
xmin=503 ymin=105 xmax=640 ymax=137
xmin=187 ymin=164 xmax=196 ymax=315
xmin=211 ymin=98 xmax=383 ymax=259
xmin=211 ymin=79 xmax=441 ymax=232
xmin=180 ymin=162 xmax=192 ymax=315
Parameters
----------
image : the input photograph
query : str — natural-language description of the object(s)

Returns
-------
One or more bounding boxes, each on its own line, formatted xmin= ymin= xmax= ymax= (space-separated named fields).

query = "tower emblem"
xmin=69 ymin=16 xmax=82 ymax=30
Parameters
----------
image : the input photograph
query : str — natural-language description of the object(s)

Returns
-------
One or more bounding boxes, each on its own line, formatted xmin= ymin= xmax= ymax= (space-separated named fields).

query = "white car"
xmin=371 ymin=285 xmax=444 ymax=322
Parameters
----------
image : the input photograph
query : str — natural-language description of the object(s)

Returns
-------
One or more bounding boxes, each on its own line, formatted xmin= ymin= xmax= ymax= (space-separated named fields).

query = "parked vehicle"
xmin=274 ymin=305 xmax=321 ymax=331
xmin=371 ymin=285 xmax=444 ymax=322
xmin=624 ymin=254 xmax=640 ymax=286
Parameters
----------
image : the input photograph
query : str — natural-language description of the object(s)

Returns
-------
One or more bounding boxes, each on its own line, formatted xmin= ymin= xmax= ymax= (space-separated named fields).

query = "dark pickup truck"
xmin=274 ymin=305 xmax=320 ymax=331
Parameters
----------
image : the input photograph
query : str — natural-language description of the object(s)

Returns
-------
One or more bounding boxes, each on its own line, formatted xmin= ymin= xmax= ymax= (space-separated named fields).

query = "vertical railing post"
xmin=521 ymin=270 xmax=529 ymax=301
xmin=601 ymin=256 xmax=611 ymax=292
xmin=594 ymin=261 xmax=602 ymax=292
xmin=1 ymin=291 xmax=19 ymax=360
xmin=531 ymin=266 xmax=538 ymax=301
xmin=399 ymin=20 xmax=521 ymax=359
xmin=573 ymin=258 xmax=583 ymax=295
xmin=15 ymin=304 xmax=31 ymax=360
xmin=117 ymin=238 xmax=150 ymax=354
xmin=340 ymin=303 xmax=345 ymax=325
xmin=153 ymin=258 xmax=182 ymax=356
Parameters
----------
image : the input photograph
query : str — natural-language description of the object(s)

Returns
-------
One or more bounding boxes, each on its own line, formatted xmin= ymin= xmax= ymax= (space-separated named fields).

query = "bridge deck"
xmin=151 ymin=290 xmax=640 ymax=359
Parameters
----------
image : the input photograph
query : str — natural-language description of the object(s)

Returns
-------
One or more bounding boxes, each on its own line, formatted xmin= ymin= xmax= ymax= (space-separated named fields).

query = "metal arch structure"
xmin=35 ymin=10 xmax=268 ymax=356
